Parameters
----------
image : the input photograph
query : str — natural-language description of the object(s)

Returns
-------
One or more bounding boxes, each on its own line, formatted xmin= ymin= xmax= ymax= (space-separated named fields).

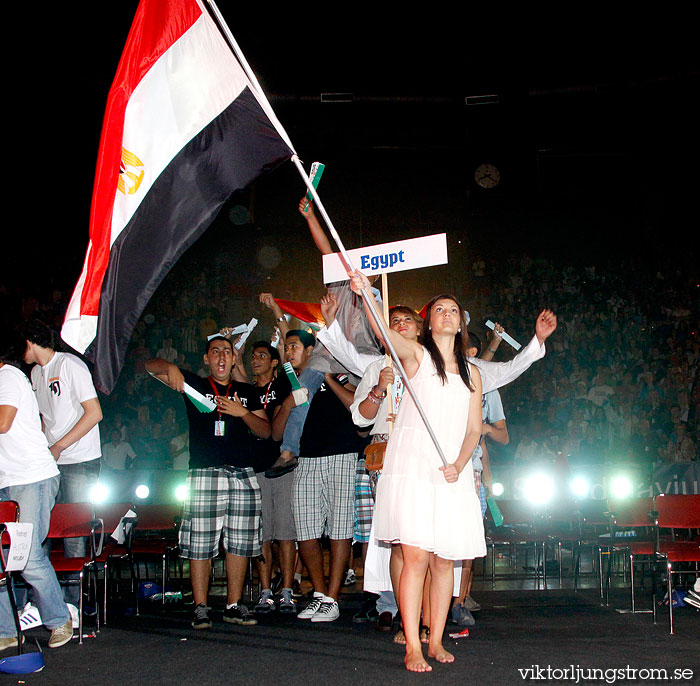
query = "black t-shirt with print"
xmin=181 ymin=369 xmax=263 ymax=469
xmin=251 ymin=375 xmax=291 ymax=473
xmin=299 ymin=375 xmax=364 ymax=458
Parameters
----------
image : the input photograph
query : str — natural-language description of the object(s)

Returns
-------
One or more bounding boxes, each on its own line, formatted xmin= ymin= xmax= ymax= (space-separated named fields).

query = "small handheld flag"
xmin=235 ymin=318 xmax=258 ymax=350
xmin=283 ymin=362 xmax=309 ymax=407
xmin=487 ymin=496 xmax=504 ymax=527
xmin=485 ymin=320 xmax=521 ymax=351
xmin=149 ymin=371 xmax=216 ymax=413
xmin=303 ymin=162 xmax=325 ymax=210
xmin=184 ymin=383 xmax=217 ymax=413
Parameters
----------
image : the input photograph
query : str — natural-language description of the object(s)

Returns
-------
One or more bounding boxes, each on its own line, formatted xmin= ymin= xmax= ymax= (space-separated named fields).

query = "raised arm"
xmin=260 ymin=292 xmax=290 ymax=341
xmin=471 ymin=310 xmax=557 ymax=393
xmin=231 ymin=343 xmax=248 ymax=383
xmin=299 ymin=198 xmax=333 ymax=255
xmin=480 ymin=322 xmax=504 ymax=362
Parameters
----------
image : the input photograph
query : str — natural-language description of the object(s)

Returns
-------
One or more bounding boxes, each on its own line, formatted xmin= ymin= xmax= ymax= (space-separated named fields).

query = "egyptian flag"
xmin=274 ymin=298 xmax=325 ymax=329
xmin=62 ymin=0 xmax=294 ymax=393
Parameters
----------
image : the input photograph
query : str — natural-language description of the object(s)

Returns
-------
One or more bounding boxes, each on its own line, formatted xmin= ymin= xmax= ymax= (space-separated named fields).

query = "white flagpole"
xmin=291 ymin=157 xmax=449 ymax=468
xmin=204 ymin=0 xmax=448 ymax=468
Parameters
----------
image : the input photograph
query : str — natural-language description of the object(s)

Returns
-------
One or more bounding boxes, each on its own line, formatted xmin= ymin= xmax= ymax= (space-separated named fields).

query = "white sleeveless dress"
xmin=373 ymin=347 xmax=487 ymax=561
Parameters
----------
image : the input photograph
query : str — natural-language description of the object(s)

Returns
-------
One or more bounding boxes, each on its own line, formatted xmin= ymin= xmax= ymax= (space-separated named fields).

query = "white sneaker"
xmin=311 ymin=600 xmax=339 ymax=623
xmin=19 ymin=602 xmax=79 ymax=630
xmin=343 ymin=569 xmax=356 ymax=586
xmin=19 ymin=603 xmax=42 ymax=630
xmin=298 ymin=593 xmax=325 ymax=619
xmin=67 ymin=603 xmax=80 ymax=629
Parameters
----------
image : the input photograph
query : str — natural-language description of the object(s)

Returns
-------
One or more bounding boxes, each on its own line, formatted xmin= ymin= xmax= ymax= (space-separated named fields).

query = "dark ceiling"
xmin=9 ymin=4 xmax=699 ymax=285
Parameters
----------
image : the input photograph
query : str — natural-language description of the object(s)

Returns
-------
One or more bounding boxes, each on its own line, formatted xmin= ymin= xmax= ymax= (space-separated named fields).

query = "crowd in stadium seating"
xmin=1 ymin=248 xmax=697 ymax=473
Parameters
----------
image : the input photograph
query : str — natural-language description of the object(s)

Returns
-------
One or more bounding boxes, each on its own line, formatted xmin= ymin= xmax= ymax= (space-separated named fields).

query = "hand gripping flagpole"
xmin=205 ymin=0 xmax=448 ymax=468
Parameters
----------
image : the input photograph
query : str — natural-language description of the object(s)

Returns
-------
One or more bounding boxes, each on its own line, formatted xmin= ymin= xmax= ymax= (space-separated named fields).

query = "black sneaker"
xmin=192 ymin=603 xmax=212 ymax=629
xmin=353 ymin=595 xmax=379 ymax=624
xmin=223 ymin=604 xmax=257 ymax=625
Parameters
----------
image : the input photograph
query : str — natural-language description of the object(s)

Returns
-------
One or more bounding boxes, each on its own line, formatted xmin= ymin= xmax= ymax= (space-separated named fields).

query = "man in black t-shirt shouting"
xmin=146 ymin=335 xmax=270 ymax=630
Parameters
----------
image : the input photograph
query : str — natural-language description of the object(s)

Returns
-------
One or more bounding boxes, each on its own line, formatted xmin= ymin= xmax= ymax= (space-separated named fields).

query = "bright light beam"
xmin=523 ymin=473 xmax=554 ymax=505
xmin=90 ymin=482 xmax=110 ymax=504
xmin=175 ymin=484 xmax=188 ymax=502
xmin=570 ymin=476 xmax=590 ymax=498
xmin=610 ymin=475 xmax=633 ymax=499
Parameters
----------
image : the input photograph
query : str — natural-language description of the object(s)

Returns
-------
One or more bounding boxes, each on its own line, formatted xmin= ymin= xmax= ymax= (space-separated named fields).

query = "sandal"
xmin=393 ymin=626 xmax=406 ymax=645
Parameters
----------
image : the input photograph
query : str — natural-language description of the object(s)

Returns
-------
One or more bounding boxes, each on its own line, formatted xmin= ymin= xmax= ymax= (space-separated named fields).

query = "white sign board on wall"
xmin=322 ymin=233 xmax=448 ymax=284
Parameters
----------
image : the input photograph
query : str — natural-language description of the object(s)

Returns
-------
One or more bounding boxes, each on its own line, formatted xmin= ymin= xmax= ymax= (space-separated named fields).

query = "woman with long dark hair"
xmin=350 ymin=273 xmax=484 ymax=673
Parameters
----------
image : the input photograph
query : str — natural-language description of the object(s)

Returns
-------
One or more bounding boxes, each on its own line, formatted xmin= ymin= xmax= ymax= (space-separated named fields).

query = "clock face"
xmin=475 ymin=163 xmax=500 ymax=189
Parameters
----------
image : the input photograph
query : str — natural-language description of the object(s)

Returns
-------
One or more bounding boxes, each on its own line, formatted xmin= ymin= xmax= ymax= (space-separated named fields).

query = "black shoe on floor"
xmin=353 ymin=595 xmax=379 ymax=624
xmin=192 ymin=603 xmax=212 ymax=629
xmin=223 ymin=604 xmax=257 ymax=626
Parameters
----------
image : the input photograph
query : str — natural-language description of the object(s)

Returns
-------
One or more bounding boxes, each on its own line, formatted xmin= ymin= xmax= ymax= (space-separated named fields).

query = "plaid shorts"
xmin=179 ymin=467 xmax=261 ymax=560
xmin=292 ymin=453 xmax=357 ymax=541
xmin=353 ymin=458 xmax=374 ymax=543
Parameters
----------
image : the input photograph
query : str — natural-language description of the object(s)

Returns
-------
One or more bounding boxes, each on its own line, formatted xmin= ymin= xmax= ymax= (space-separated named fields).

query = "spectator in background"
xmin=102 ymin=428 xmax=136 ymax=470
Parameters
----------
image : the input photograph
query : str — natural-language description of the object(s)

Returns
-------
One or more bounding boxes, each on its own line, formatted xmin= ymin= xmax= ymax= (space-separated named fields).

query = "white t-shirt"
xmin=102 ymin=441 xmax=136 ymax=470
xmin=0 ymin=364 xmax=60 ymax=488
xmin=30 ymin=352 xmax=101 ymax=465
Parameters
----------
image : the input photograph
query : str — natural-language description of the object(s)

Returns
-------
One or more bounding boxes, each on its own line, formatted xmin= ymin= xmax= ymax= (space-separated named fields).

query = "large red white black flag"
xmin=62 ymin=0 xmax=293 ymax=393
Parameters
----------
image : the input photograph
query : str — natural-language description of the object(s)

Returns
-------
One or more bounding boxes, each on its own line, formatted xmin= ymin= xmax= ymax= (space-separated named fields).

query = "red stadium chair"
xmin=47 ymin=503 xmax=102 ymax=644
xmin=605 ymin=497 xmax=656 ymax=613
xmin=653 ymin=494 xmax=700 ymax=634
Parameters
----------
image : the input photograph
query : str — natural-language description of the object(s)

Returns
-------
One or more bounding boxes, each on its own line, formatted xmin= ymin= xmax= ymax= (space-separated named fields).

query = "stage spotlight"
xmin=135 ymin=484 xmax=150 ymax=499
xmin=523 ymin=473 xmax=554 ymax=505
xmin=90 ymin=482 xmax=109 ymax=504
xmin=610 ymin=475 xmax=633 ymax=499
xmin=570 ymin=476 xmax=590 ymax=498
xmin=175 ymin=483 xmax=188 ymax=502
xmin=491 ymin=482 xmax=504 ymax=497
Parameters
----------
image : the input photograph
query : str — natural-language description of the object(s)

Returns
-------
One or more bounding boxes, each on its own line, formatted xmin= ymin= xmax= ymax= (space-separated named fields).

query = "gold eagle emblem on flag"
xmin=118 ymin=147 xmax=144 ymax=195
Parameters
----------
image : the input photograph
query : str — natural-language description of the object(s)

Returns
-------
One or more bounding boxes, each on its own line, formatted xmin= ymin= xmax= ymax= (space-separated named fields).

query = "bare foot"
xmin=405 ymin=646 xmax=432 ymax=673
xmin=428 ymin=642 xmax=455 ymax=664
xmin=393 ymin=628 xmax=406 ymax=645
xmin=419 ymin=625 xmax=430 ymax=644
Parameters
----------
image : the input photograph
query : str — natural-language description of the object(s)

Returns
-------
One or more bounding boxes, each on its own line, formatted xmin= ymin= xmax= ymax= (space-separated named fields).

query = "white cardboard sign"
xmin=1 ymin=522 xmax=33 ymax=571
xmin=322 ymin=233 xmax=448 ymax=284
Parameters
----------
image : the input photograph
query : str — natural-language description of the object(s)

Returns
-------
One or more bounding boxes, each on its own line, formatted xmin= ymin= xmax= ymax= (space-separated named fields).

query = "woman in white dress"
xmin=350 ymin=272 xmax=484 ymax=673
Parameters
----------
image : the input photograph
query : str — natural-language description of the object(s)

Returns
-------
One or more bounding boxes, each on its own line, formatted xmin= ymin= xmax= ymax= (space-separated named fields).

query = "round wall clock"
xmin=474 ymin=163 xmax=500 ymax=189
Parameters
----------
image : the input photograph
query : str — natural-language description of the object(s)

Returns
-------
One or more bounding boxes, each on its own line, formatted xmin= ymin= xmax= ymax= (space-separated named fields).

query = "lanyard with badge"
xmin=208 ymin=377 xmax=231 ymax=437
